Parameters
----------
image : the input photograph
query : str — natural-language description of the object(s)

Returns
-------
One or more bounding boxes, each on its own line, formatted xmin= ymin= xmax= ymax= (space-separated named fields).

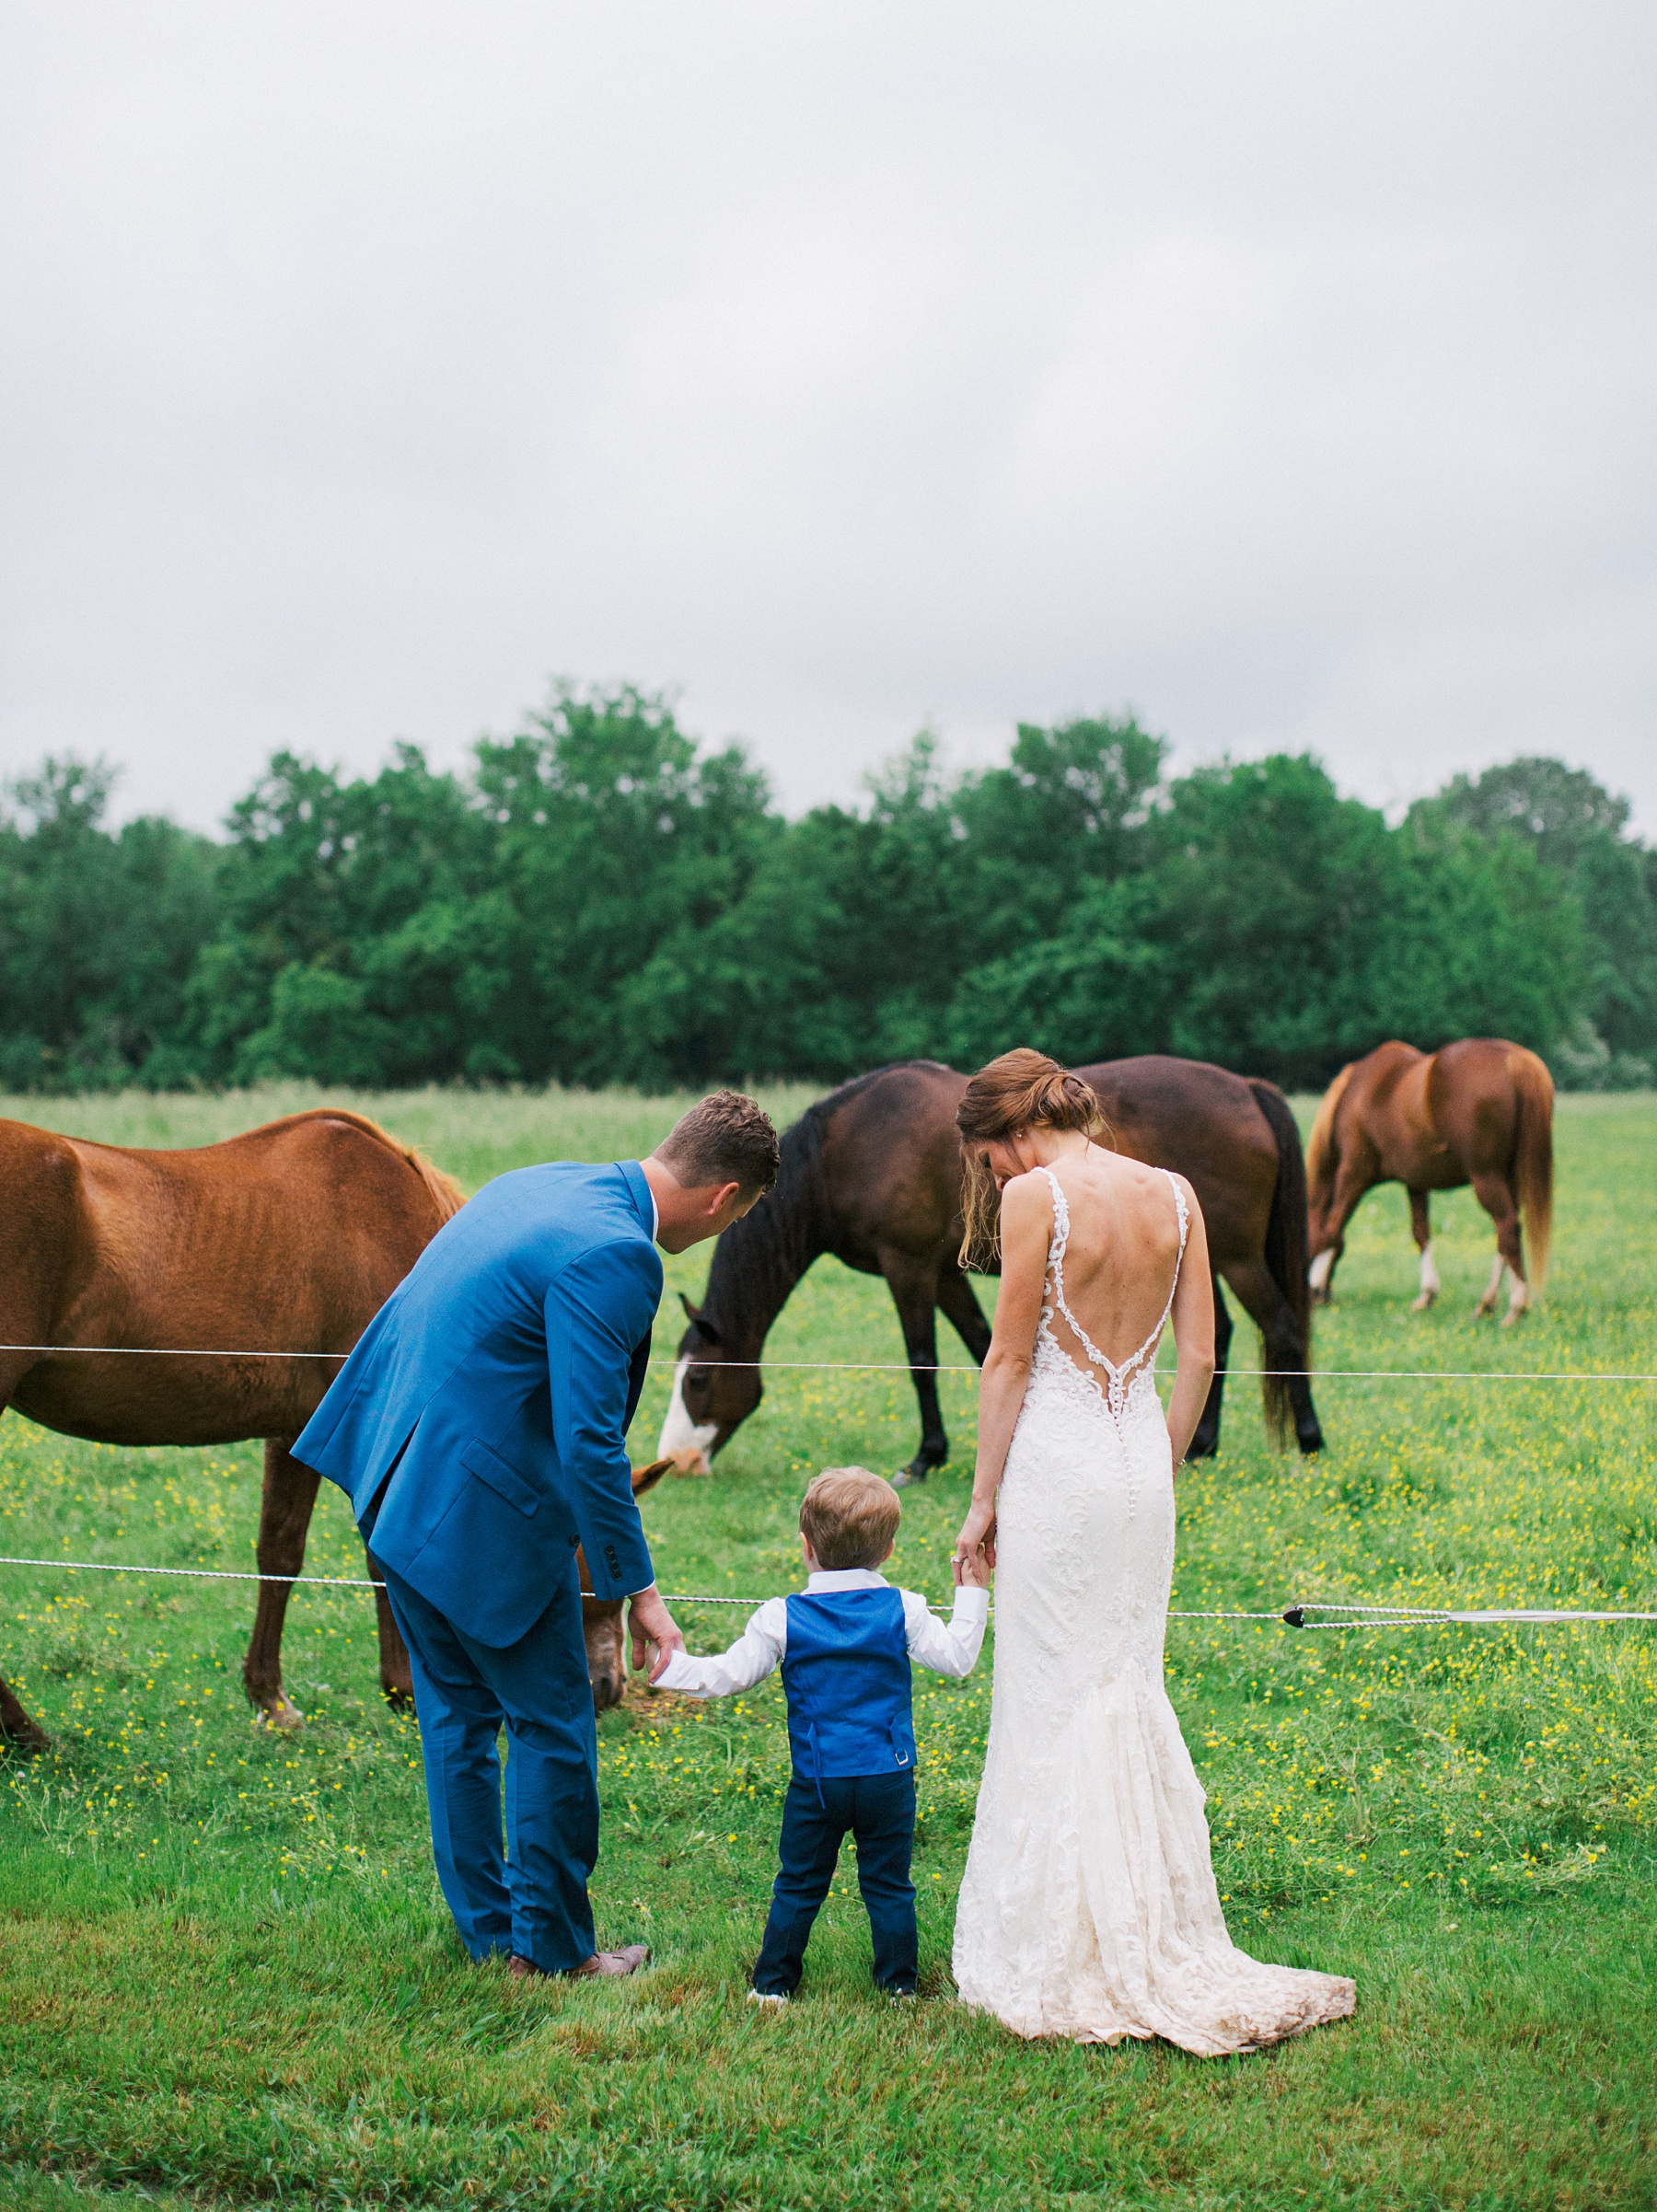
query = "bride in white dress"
xmin=949 ymin=1050 xmax=1354 ymax=2055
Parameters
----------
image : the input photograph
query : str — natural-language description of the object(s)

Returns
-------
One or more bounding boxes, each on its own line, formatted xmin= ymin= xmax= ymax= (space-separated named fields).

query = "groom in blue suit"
xmin=295 ymin=1092 xmax=780 ymax=1980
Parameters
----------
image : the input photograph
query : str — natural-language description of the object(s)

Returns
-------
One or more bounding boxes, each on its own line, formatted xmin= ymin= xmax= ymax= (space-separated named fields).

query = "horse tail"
xmin=1305 ymin=1061 xmax=1354 ymax=1197
xmin=1247 ymin=1078 xmax=1313 ymax=1451
xmin=1509 ymin=1047 xmax=1554 ymax=1292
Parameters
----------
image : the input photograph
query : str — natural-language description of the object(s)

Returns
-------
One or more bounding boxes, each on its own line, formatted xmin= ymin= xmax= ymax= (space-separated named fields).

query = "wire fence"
xmin=4 ymin=1554 xmax=1653 ymax=1628
xmin=0 ymin=1339 xmax=1655 ymax=1384
xmin=1 ymin=1339 xmax=1652 ymax=1633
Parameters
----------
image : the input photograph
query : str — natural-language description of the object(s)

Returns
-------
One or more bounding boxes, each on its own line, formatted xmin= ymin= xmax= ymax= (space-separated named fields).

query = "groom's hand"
xmin=627 ymin=1584 xmax=685 ymax=1685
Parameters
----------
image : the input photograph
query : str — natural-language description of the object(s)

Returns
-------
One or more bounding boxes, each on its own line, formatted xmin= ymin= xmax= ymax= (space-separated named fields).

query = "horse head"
xmin=655 ymin=1295 xmax=763 ymax=1475
xmin=579 ymin=1457 xmax=673 ymax=1713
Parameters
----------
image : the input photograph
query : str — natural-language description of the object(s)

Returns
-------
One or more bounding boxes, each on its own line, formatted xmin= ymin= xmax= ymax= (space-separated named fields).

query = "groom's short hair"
xmin=655 ymin=1090 xmax=780 ymax=1196
xmin=800 ymin=1467 xmax=901 ymax=1570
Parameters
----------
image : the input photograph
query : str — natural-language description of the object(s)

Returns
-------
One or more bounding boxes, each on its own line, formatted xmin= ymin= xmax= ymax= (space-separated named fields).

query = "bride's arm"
xmin=953 ymin=1174 xmax=1049 ymax=1573
xmin=1165 ymin=1177 xmax=1217 ymax=1468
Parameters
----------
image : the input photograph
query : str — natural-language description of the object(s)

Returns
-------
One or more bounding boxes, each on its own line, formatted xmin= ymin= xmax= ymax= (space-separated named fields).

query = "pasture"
xmin=1 ymin=1083 xmax=1653 ymax=2211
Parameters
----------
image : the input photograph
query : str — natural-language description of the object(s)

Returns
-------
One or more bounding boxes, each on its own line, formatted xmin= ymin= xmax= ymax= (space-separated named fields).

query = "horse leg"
xmin=935 ymin=1263 xmax=992 ymax=1363
xmin=1222 ymin=1256 xmax=1324 ymax=1454
xmin=881 ymin=1254 xmax=948 ymax=1483
xmin=1308 ymin=1166 xmax=1371 ymax=1304
xmin=1408 ymin=1191 xmax=1441 ymax=1312
xmin=1469 ymin=1172 xmax=1529 ymax=1322
xmin=364 ymin=1543 xmax=415 ymax=1708
xmin=243 ymin=1440 xmax=320 ymax=1729
xmin=1186 ymin=1275 xmax=1233 ymax=1460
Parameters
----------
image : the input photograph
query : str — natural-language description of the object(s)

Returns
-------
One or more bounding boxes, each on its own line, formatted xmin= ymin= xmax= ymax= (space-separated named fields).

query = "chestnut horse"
xmin=659 ymin=1057 xmax=1322 ymax=1479
xmin=1306 ymin=1038 xmax=1554 ymax=1322
xmin=0 ymin=1110 xmax=464 ymax=1727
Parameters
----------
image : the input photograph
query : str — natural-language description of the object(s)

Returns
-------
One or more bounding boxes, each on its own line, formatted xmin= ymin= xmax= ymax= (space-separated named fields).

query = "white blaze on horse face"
xmin=657 ymin=1356 xmax=717 ymax=1473
xmin=1308 ymin=1248 xmax=1335 ymax=1293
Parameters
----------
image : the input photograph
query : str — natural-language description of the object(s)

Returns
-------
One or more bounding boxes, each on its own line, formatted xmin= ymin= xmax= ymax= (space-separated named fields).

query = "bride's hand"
xmin=952 ymin=1500 xmax=997 ymax=1581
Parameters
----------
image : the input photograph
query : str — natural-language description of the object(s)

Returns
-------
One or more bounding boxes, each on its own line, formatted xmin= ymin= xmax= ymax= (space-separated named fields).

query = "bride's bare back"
xmin=1037 ymin=1148 xmax=1188 ymax=1376
xmin=966 ymin=1130 xmax=1216 ymax=1480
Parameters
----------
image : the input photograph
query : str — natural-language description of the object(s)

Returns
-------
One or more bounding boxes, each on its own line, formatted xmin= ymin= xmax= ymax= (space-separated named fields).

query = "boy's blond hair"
xmin=799 ymin=1466 xmax=901 ymax=1571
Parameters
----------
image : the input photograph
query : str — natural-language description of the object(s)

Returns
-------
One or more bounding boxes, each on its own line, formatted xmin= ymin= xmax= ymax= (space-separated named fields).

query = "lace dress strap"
xmin=1165 ymin=1167 xmax=1189 ymax=1271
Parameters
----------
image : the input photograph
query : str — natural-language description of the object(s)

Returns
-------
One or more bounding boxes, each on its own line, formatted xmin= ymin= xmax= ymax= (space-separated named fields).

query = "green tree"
xmin=947 ymin=754 xmax=1586 ymax=1087
xmin=180 ymin=743 xmax=491 ymax=1086
xmin=1418 ymin=757 xmax=1657 ymax=1074
xmin=948 ymin=714 xmax=1167 ymax=962
xmin=472 ymin=684 xmax=777 ymax=1086
xmin=0 ymin=757 xmax=221 ymax=1091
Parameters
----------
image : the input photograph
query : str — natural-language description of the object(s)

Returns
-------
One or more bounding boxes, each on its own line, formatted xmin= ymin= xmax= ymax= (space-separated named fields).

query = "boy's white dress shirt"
xmin=656 ymin=1568 xmax=989 ymax=1698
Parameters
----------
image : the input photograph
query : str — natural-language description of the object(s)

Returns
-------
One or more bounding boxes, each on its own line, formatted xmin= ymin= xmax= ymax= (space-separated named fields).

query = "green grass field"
xmin=1 ymin=1084 xmax=1653 ymax=2211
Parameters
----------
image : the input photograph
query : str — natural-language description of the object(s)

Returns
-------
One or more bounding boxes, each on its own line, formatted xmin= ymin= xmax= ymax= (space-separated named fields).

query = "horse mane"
xmin=1305 ymin=1061 xmax=1355 ymax=1192
xmin=697 ymin=1064 xmax=930 ymax=1344
xmin=696 ymin=1092 xmax=838 ymax=1341
xmin=256 ymin=1108 xmax=467 ymax=1224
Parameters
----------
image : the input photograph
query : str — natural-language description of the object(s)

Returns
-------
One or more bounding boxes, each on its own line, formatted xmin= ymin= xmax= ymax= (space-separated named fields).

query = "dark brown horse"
xmin=0 ymin=1109 xmax=464 ymax=1727
xmin=1306 ymin=1038 xmax=1554 ymax=1321
xmin=0 ymin=1673 xmax=49 ymax=1754
xmin=659 ymin=1057 xmax=1321 ymax=1480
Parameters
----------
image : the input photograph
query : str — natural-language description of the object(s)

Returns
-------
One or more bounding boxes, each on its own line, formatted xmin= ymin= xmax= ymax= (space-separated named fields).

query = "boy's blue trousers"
xmin=753 ymin=1768 xmax=917 ymax=1995
xmin=379 ymin=1558 xmax=599 ymax=1975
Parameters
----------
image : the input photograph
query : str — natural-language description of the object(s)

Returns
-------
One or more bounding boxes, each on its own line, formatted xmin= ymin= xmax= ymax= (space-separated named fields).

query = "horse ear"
xmin=630 ymin=1457 xmax=674 ymax=1497
xmin=678 ymin=1293 xmax=723 ymax=1348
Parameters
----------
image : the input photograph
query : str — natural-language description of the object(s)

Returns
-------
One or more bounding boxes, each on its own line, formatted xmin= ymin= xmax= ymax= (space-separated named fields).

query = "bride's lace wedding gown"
xmin=953 ymin=1167 xmax=1354 ymax=2053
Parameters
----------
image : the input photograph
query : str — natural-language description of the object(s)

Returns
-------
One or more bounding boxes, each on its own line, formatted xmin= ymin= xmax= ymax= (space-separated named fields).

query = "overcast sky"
xmin=3 ymin=4 xmax=1653 ymax=837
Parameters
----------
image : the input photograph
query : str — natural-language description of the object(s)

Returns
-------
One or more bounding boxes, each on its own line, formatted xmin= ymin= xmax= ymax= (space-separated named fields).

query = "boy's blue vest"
xmin=782 ymin=1588 xmax=916 ymax=1789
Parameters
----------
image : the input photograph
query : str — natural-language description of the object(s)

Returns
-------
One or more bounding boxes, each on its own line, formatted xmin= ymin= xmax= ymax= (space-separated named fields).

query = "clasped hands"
xmin=951 ymin=1500 xmax=996 ymax=1589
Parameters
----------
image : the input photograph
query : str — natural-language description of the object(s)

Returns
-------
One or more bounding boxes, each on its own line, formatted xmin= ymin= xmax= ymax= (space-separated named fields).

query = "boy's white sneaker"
xmin=747 ymin=1989 xmax=789 ymax=2009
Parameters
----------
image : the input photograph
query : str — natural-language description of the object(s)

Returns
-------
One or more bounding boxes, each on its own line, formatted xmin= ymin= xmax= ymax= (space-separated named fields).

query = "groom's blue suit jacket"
xmin=294 ymin=1160 xmax=661 ymax=1647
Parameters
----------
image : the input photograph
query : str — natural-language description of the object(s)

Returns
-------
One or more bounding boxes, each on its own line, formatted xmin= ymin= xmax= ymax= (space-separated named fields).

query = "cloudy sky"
xmin=3 ymin=3 xmax=1653 ymax=835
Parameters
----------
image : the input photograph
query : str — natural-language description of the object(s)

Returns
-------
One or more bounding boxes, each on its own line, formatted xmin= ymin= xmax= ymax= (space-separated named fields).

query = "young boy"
xmin=655 ymin=1466 xmax=990 ymax=2001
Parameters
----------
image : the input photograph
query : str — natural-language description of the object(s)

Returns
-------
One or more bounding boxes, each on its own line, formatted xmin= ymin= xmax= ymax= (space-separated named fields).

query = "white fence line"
xmin=3 ymin=1556 xmax=1652 ymax=1627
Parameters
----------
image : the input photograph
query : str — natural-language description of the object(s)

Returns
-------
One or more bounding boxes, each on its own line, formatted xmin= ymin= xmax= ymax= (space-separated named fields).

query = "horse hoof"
xmin=1500 ymin=1307 xmax=1529 ymax=1328
xmin=253 ymin=1697 xmax=305 ymax=1731
xmin=891 ymin=1467 xmax=930 ymax=1488
xmin=667 ymin=1446 xmax=712 ymax=1477
xmin=1410 ymin=1291 xmax=1437 ymax=1313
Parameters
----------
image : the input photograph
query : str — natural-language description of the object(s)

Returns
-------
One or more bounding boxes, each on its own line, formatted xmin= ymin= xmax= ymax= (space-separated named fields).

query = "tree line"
xmin=1 ymin=686 xmax=1652 ymax=1095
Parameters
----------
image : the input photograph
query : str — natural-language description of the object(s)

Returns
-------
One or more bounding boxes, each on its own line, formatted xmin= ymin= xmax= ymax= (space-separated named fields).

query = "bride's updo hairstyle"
xmin=956 ymin=1048 xmax=1109 ymax=1270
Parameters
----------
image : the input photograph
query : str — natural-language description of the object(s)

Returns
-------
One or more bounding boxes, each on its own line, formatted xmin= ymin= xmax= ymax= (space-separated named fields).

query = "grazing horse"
xmin=0 ymin=1110 xmax=464 ymax=1727
xmin=1306 ymin=1038 xmax=1554 ymax=1322
xmin=659 ymin=1057 xmax=1322 ymax=1481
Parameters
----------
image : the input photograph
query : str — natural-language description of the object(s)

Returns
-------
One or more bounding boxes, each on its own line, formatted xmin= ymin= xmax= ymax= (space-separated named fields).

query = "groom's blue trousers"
xmin=379 ymin=1558 xmax=599 ymax=1975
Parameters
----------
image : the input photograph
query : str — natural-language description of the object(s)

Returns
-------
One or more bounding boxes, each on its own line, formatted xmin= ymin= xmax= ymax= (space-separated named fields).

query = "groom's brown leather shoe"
xmin=508 ymin=1946 xmax=650 ymax=1982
